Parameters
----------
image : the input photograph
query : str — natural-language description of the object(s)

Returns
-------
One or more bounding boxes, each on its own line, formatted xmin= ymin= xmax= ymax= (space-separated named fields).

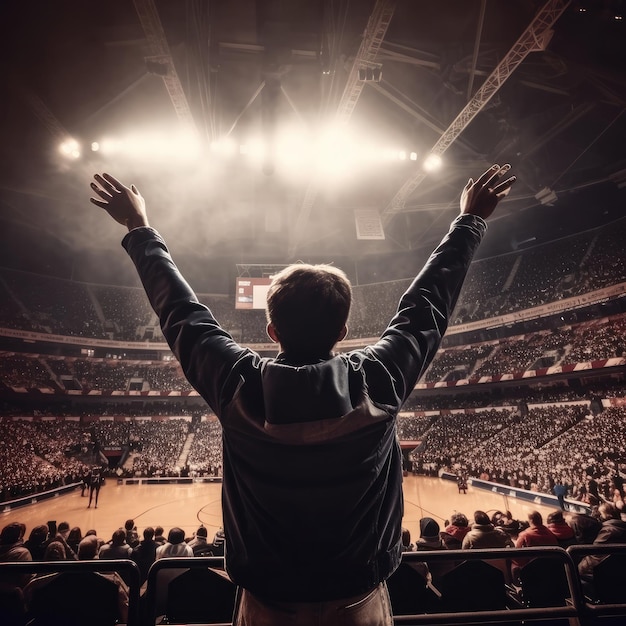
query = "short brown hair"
xmin=266 ymin=263 xmax=351 ymax=356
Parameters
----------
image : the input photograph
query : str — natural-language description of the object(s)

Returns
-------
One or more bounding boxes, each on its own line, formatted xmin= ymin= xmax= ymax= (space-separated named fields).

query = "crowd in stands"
xmin=2 ymin=499 xmax=625 ymax=623
xmin=0 ymin=217 xmax=625 ymax=344
xmin=0 ymin=516 xmax=230 ymax=624
xmin=410 ymin=403 xmax=626 ymax=505
xmin=186 ymin=419 xmax=223 ymax=476
xmin=0 ymin=419 xmax=89 ymax=502
xmin=128 ymin=420 xmax=189 ymax=477
xmin=2 ymin=396 xmax=625 ymax=509
xmin=1 ymin=312 xmax=624 ymax=399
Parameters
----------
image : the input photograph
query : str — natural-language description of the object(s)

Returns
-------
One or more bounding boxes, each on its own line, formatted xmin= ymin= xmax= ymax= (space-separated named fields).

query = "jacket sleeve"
xmin=122 ymin=227 xmax=253 ymax=414
xmin=363 ymin=213 xmax=486 ymax=406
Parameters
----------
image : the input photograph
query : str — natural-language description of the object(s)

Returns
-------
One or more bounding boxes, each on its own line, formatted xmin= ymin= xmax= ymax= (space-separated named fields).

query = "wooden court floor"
xmin=2 ymin=475 xmax=556 ymax=545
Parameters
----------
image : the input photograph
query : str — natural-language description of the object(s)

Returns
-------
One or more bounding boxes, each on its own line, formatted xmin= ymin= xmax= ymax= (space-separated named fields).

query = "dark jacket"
xmin=131 ymin=539 xmax=158 ymax=584
xmin=579 ymin=519 xmax=626 ymax=581
xmin=462 ymin=524 xmax=514 ymax=549
xmin=123 ymin=214 xmax=485 ymax=602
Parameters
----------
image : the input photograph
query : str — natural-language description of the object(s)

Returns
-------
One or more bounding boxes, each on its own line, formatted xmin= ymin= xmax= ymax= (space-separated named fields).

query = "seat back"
xmin=0 ymin=558 xmax=140 ymax=626
xmin=166 ymin=567 xmax=237 ymax=624
xmin=28 ymin=571 xmax=120 ymax=626
xmin=519 ymin=556 xmax=571 ymax=608
xmin=439 ymin=559 xmax=507 ymax=612
xmin=592 ymin=553 xmax=626 ymax=605
xmin=145 ymin=556 xmax=236 ymax=625
xmin=386 ymin=562 xmax=439 ymax=615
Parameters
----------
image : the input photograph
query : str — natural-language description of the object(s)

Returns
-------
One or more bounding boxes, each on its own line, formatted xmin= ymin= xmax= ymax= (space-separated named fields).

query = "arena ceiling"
xmin=0 ymin=0 xmax=625 ymax=291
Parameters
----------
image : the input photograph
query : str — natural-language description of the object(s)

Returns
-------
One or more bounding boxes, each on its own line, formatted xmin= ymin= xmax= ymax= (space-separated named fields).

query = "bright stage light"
xmin=210 ymin=137 xmax=237 ymax=157
xmin=59 ymin=138 xmax=81 ymax=159
xmin=240 ymin=138 xmax=267 ymax=165
xmin=95 ymin=131 xmax=202 ymax=161
xmin=423 ymin=153 xmax=442 ymax=172
xmin=99 ymin=138 xmax=123 ymax=155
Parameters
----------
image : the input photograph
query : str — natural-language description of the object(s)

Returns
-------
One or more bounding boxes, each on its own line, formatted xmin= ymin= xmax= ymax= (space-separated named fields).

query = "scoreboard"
xmin=235 ymin=277 xmax=273 ymax=310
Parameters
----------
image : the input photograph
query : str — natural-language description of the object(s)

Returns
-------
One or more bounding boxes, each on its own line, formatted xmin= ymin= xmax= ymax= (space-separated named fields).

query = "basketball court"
xmin=2 ymin=475 xmax=556 ymax=544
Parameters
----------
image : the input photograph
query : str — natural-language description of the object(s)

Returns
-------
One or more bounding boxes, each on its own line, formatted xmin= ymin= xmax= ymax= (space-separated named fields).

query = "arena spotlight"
xmin=423 ymin=153 xmax=442 ymax=172
xmin=210 ymin=137 xmax=237 ymax=156
xmin=59 ymin=138 xmax=81 ymax=159
xmin=91 ymin=142 xmax=100 ymax=152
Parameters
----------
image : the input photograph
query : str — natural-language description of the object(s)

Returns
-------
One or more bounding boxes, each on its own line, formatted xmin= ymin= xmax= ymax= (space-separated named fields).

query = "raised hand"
xmin=460 ymin=164 xmax=516 ymax=220
xmin=90 ymin=173 xmax=150 ymax=231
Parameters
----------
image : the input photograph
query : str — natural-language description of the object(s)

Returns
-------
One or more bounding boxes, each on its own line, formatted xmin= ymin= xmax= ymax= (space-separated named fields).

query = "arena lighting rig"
xmin=57 ymin=128 xmax=441 ymax=177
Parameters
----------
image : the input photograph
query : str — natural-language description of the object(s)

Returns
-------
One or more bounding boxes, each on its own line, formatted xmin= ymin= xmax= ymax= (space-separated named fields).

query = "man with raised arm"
xmin=90 ymin=164 xmax=515 ymax=626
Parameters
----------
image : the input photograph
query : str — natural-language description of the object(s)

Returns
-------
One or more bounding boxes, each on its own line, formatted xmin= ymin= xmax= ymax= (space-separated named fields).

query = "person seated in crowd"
xmin=0 ymin=522 xmax=32 ymax=591
xmin=578 ymin=502 xmax=626 ymax=592
xmin=131 ymin=527 xmax=158 ymax=585
xmin=77 ymin=535 xmax=130 ymax=623
xmin=124 ymin=519 xmax=140 ymax=549
xmin=442 ymin=512 xmax=470 ymax=549
xmin=0 ymin=523 xmax=32 ymax=564
xmin=492 ymin=510 xmax=525 ymax=542
xmin=49 ymin=521 xmax=78 ymax=561
xmin=186 ymin=525 xmax=212 ymax=556
xmin=66 ymin=527 xmax=83 ymax=555
xmin=565 ymin=509 xmax=602 ymax=545
xmin=153 ymin=526 xmax=166 ymax=546
xmin=515 ymin=511 xmax=558 ymax=549
xmin=401 ymin=527 xmax=414 ymax=552
xmin=415 ymin=518 xmax=446 ymax=551
xmin=462 ymin=511 xmax=514 ymax=549
xmin=512 ymin=511 xmax=559 ymax=583
xmin=546 ymin=510 xmax=577 ymax=548
xmin=156 ymin=527 xmax=193 ymax=559
xmin=98 ymin=529 xmax=132 ymax=560
xmin=43 ymin=541 xmax=67 ymax=561
xmin=210 ymin=527 xmax=225 ymax=557
xmin=23 ymin=525 xmax=49 ymax=561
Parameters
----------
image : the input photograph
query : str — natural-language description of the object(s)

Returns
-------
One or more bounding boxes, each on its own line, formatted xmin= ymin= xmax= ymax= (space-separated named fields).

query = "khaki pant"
xmin=235 ymin=582 xmax=393 ymax=626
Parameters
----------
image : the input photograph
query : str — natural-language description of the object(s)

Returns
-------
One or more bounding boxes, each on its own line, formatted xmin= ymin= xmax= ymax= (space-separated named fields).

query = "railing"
xmin=394 ymin=546 xmax=584 ymax=625
xmin=568 ymin=543 xmax=626 ymax=624
xmin=4 ymin=546 xmax=626 ymax=625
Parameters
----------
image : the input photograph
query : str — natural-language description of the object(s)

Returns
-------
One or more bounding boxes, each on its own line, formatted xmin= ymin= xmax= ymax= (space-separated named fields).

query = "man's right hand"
xmin=460 ymin=164 xmax=516 ymax=220
xmin=90 ymin=173 xmax=150 ymax=231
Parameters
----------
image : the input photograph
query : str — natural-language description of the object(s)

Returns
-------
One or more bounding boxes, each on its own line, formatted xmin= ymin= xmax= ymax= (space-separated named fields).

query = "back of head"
xmin=143 ymin=527 xmax=155 ymax=541
xmin=28 ymin=525 xmax=49 ymax=545
xmin=111 ymin=529 xmax=126 ymax=546
xmin=0 ymin=523 xmax=22 ymax=545
xmin=474 ymin=510 xmax=491 ymax=526
xmin=599 ymin=502 xmax=620 ymax=521
xmin=419 ymin=517 xmax=440 ymax=539
xmin=57 ymin=521 xmax=70 ymax=535
xmin=450 ymin=512 xmax=468 ymax=527
xmin=266 ymin=263 xmax=351 ymax=357
xmin=124 ymin=519 xmax=135 ymax=531
xmin=528 ymin=511 xmax=543 ymax=527
xmin=77 ymin=535 xmax=99 ymax=560
xmin=168 ymin=527 xmax=185 ymax=544
xmin=547 ymin=511 xmax=564 ymax=525
xmin=196 ymin=526 xmax=208 ymax=538
xmin=45 ymin=541 xmax=66 ymax=561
